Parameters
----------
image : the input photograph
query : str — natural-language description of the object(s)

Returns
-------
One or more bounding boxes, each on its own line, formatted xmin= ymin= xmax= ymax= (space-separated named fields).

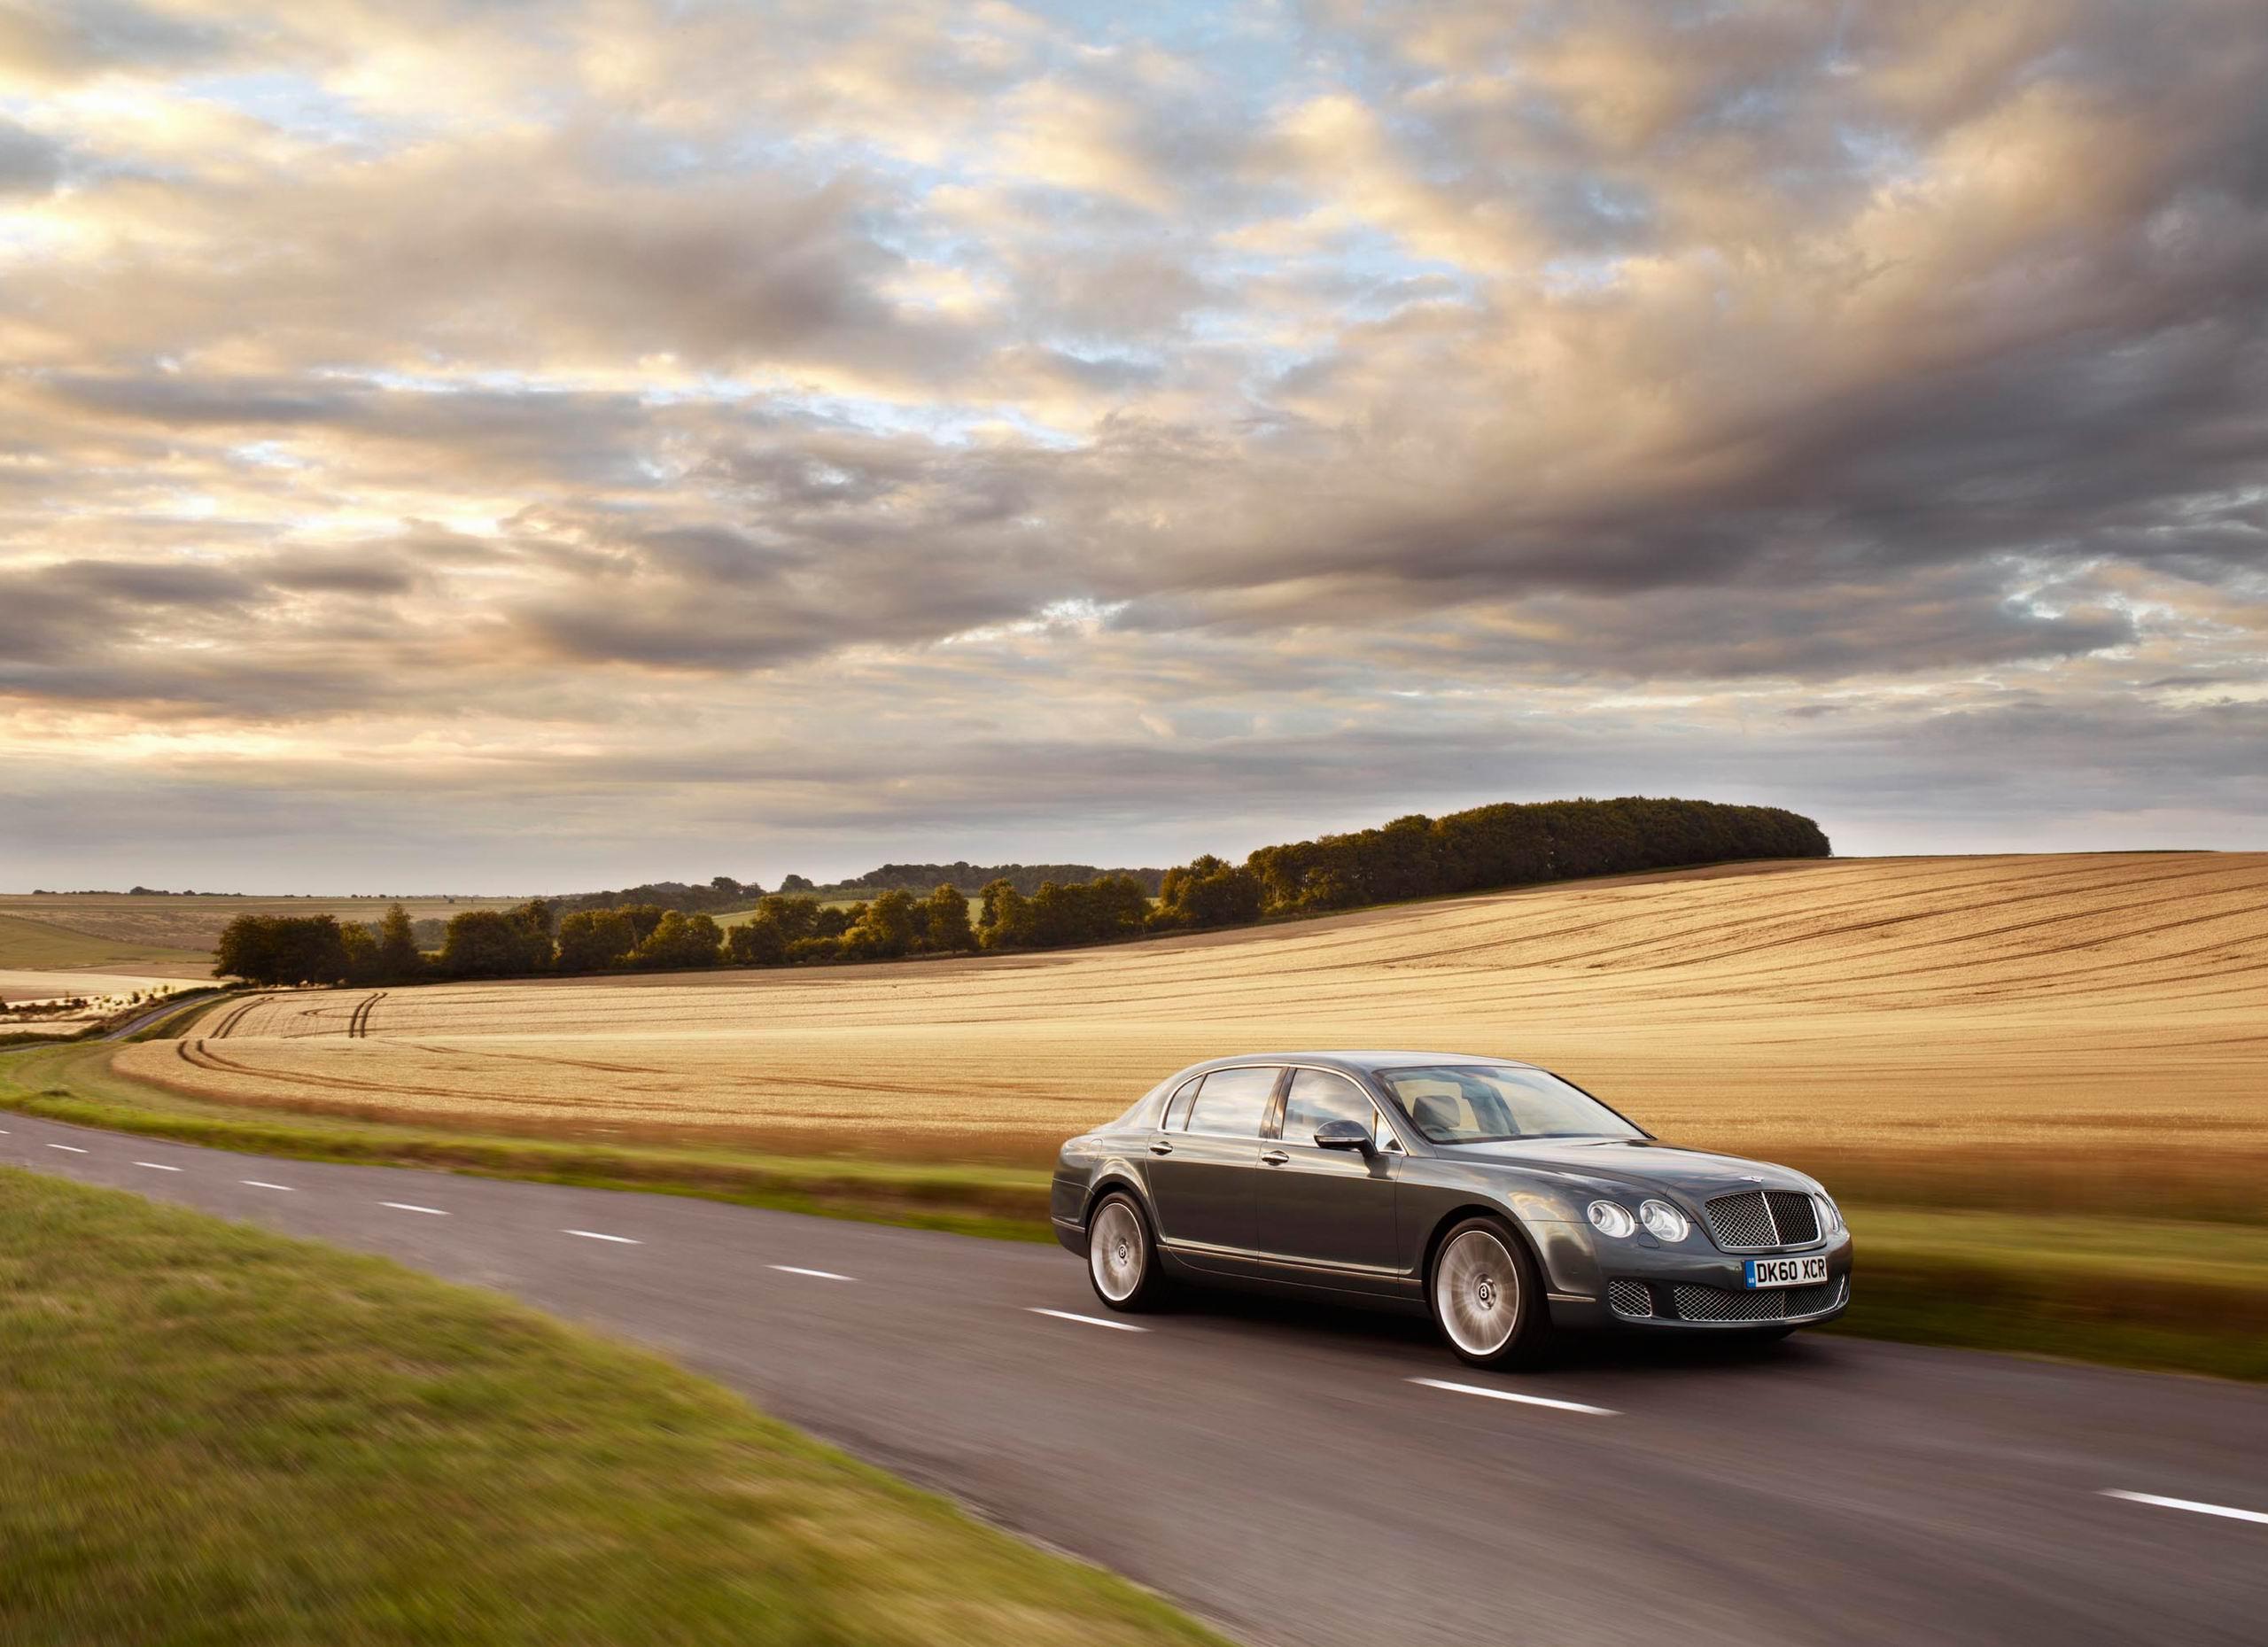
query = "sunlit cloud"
xmin=1 ymin=0 xmax=2264 ymax=888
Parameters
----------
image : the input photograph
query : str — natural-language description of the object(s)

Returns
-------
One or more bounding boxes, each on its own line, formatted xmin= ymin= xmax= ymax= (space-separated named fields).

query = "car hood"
xmin=1435 ymin=1136 xmax=1817 ymax=1201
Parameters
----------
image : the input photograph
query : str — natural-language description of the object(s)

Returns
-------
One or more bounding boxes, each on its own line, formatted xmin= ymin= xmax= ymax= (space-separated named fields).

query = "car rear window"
xmin=1184 ymin=1066 xmax=1279 ymax=1137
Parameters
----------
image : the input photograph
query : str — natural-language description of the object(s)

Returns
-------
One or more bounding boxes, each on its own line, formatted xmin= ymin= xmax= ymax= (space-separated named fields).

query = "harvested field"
xmin=0 ymin=893 xmax=523 ymax=957
xmin=113 ymin=855 xmax=2268 ymax=1212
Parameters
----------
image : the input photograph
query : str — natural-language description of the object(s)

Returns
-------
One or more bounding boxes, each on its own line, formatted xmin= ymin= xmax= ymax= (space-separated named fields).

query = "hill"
xmin=111 ymin=853 xmax=2268 ymax=1218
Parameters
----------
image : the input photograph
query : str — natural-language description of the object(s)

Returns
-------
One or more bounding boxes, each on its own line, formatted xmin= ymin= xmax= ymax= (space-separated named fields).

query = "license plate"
xmin=1744 ymin=1254 xmax=1829 ymax=1289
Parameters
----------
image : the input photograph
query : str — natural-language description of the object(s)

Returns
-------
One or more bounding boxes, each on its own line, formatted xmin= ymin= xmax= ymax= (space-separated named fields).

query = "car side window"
xmin=1183 ymin=1067 xmax=1280 ymax=1137
xmin=1278 ymin=1068 xmax=1377 ymax=1144
xmin=1162 ymin=1077 xmax=1201 ymax=1131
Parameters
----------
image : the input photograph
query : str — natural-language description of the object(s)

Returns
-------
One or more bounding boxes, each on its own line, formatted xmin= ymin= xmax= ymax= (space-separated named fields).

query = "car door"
xmin=1254 ymin=1067 xmax=1402 ymax=1286
xmin=1143 ymin=1065 xmax=1280 ymax=1257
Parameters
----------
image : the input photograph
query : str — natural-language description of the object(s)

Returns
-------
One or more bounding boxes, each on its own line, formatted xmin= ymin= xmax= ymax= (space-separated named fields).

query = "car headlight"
xmin=1814 ymin=1192 xmax=1845 ymax=1235
xmin=1587 ymin=1200 xmax=1635 ymax=1238
xmin=1638 ymin=1199 xmax=1689 ymax=1242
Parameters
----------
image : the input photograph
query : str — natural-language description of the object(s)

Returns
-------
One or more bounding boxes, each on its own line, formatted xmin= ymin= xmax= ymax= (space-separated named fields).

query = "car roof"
xmin=1184 ymin=1051 xmax=1542 ymax=1077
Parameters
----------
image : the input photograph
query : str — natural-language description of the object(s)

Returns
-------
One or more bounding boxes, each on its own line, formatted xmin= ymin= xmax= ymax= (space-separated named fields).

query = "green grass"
xmin=0 ymin=911 xmax=213 ymax=972
xmin=1827 ymin=1208 xmax=2268 ymax=1381
xmin=7 ymin=1042 xmax=2264 ymax=1382
xmin=0 ymin=1042 xmax=1056 ymax=1242
xmin=0 ymin=1169 xmax=1224 ymax=1647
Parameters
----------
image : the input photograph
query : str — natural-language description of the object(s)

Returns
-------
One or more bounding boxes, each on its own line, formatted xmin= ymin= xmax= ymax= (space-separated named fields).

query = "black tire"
xmin=1086 ymin=1191 xmax=1168 ymax=1312
xmin=1427 ymin=1215 xmax=1553 ymax=1369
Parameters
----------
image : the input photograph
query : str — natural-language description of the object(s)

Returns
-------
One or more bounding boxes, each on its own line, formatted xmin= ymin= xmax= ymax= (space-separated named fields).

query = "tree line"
xmin=212 ymin=796 xmax=1828 ymax=985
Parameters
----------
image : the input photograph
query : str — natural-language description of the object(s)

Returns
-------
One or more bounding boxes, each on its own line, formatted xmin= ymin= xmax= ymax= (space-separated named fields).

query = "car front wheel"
xmin=1429 ymin=1216 xmax=1550 ymax=1368
xmin=1087 ymin=1191 xmax=1166 ymax=1311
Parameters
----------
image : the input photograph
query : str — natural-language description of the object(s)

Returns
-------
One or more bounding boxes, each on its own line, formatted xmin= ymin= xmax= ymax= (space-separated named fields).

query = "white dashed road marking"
xmin=382 ymin=1201 xmax=448 ymax=1216
xmin=1407 ymin=1377 xmax=1619 ymax=1418
xmin=563 ymin=1229 xmax=640 ymax=1244
xmin=1027 ymin=1307 xmax=1148 ymax=1332
xmin=242 ymin=1180 xmax=295 ymax=1192
xmin=2101 ymin=1490 xmax=2268 ymax=1526
xmin=770 ymin=1264 xmax=853 ymax=1280
xmin=135 ymin=1161 xmax=183 ymax=1172
xmin=47 ymin=1143 xmax=87 ymax=1154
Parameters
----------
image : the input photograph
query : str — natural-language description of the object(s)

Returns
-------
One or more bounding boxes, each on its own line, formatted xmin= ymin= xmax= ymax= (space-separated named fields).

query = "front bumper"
xmin=1548 ymin=1230 xmax=1854 ymax=1332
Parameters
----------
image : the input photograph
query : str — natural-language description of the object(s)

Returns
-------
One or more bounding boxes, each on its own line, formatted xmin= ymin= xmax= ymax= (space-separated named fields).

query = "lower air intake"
xmin=1671 ymin=1274 xmax=1846 ymax=1323
xmin=1608 ymin=1279 xmax=1653 ymax=1317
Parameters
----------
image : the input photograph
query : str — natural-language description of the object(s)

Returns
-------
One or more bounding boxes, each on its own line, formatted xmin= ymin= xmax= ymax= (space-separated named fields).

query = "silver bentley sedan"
xmin=1051 ymin=1052 xmax=1852 ymax=1366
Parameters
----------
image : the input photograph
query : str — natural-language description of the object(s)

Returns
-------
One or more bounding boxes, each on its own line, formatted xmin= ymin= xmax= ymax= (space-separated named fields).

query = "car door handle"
xmin=1261 ymin=1150 xmax=1290 ymax=1166
xmin=1149 ymin=1140 xmax=1174 ymax=1155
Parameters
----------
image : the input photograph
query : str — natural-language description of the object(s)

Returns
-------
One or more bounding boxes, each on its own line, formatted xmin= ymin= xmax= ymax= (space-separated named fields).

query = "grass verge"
xmin=0 ymin=1168 xmax=1224 ymax=1647
xmin=0 ymin=1042 xmax=1055 ymax=1242
xmin=7 ymin=1043 xmax=2264 ymax=1382
xmin=1823 ymin=1208 xmax=2268 ymax=1382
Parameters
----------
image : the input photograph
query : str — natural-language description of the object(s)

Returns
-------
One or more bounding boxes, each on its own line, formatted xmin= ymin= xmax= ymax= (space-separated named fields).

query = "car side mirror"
xmin=1313 ymin=1119 xmax=1373 ymax=1152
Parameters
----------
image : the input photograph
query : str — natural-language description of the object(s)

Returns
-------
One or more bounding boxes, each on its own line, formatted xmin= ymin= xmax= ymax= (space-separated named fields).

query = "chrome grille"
xmin=1787 ymin=1275 xmax=1846 ymax=1316
xmin=1607 ymin=1279 xmax=1653 ymax=1317
xmin=1767 ymin=1192 xmax=1820 ymax=1245
xmin=1672 ymin=1283 xmax=1787 ymax=1322
xmin=1704 ymin=1191 xmax=1775 ymax=1248
xmin=1670 ymin=1273 xmax=1845 ymax=1323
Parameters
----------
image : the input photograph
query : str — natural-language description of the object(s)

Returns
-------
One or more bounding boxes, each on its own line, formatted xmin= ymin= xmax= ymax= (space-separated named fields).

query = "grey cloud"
xmin=48 ymin=559 xmax=254 ymax=605
xmin=0 ymin=0 xmax=231 ymax=85
xmin=0 ymin=117 xmax=60 ymax=193
xmin=2 ymin=0 xmax=2265 ymax=883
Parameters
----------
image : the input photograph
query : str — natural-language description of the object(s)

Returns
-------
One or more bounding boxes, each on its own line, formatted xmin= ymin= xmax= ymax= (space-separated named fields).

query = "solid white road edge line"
xmin=242 ymin=1180 xmax=295 ymax=1191
xmin=2101 ymin=1489 xmax=2268 ymax=1526
xmin=134 ymin=1162 xmax=183 ymax=1172
xmin=1407 ymin=1377 xmax=1619 ymax=1417
xmin=563 ymin=1229 xmax=640 ymax=1244
xmin=47 ymin=1143 xmax=88 ymax=1153
xmin=1027 ymin=1307 xmax=1149 ymax=1332
xmin=770 ymin=1264 xmax=854 ymax=1280
xmin=382 ymin=1201 xmax=449 ymax=1216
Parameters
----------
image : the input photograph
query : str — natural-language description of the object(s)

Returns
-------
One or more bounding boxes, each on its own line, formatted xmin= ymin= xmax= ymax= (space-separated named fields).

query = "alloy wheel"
xmin=1434 ymin=1227 xmax=1521 ymax=1357
xmin=1090 ymin=1198 xmax=1146 ymax=1303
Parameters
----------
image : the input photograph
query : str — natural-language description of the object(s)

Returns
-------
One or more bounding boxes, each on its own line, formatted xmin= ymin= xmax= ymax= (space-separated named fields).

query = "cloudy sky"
xmin=3 ymin=0 xmax=2263 ymax=892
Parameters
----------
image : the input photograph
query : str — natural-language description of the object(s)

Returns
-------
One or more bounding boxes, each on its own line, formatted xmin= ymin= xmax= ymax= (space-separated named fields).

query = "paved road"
xmin=97 ymin=991 xmax=221 ymax=1041
xmin=5 ymin=1112 xmax=2264 ymax=1647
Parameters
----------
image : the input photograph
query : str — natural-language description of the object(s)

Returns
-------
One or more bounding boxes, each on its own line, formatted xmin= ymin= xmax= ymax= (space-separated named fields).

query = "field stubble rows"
xmin=111 ymin=854 xmax=2268 ymax=1218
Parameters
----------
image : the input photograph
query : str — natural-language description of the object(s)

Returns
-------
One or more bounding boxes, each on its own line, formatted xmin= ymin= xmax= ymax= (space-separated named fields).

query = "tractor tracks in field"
xmin=203 ymin=997 xmax=266 ymax=1040
xmin=347 ymin=991 xmax=385 ymax=1038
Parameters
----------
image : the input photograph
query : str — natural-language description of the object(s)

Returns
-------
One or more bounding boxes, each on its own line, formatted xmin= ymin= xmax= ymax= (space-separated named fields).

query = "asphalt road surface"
xmin=6 ymin=1112 xmax=2264 ymax=1647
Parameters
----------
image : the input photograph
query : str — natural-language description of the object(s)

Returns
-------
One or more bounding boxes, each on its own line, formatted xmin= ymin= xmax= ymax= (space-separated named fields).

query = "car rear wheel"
xmin=1087 ymin=1192 xmax=1165 ymax=1311
xmin=1429 ymin=1216 xmax=1550 ymax=1368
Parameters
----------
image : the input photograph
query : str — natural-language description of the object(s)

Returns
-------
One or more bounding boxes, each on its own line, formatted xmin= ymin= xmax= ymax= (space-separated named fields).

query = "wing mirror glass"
xmin=1312 ymin=1118 xmax=1373 ymax=1152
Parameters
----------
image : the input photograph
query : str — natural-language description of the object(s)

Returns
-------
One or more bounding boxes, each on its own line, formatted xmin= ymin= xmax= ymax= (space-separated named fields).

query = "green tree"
xmin=556 ymin=909 xmax=637 ymax=973
xmin=755 ymin=895 xmax=823 ymax=942
xmin=375 ymin=903 xmax=424 ymax=983
xmin=439 ymin=911 xmax=532 ymax=979
xmin=921 ymin=884 xmax=974 ymax=952
xmin=1154 ymin=856 xmax=1262 ymax=928
xmin=214 ymin=914 xmax=352 ymax=985
xmin=631 ymin=911 xmax=723 ymax=971
xmin=976 ymin=879 xmax=1031 ymax=950
xmin=724 ymin=917 xmax=787 ymax=967
xmin=840 ymin=890 xmax=920 ymax=960
xmin=339 ymin=922 xmax=380 ymax=985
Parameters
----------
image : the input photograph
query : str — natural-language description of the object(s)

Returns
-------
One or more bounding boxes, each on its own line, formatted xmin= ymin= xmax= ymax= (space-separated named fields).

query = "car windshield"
xmin=1379 ymin=1065 xmax=1641 ymax=1144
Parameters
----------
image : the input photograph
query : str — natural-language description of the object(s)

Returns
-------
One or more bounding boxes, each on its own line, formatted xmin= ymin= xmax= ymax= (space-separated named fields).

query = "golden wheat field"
xmin=109 ymin=854 xmax=2268 ymax=1205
